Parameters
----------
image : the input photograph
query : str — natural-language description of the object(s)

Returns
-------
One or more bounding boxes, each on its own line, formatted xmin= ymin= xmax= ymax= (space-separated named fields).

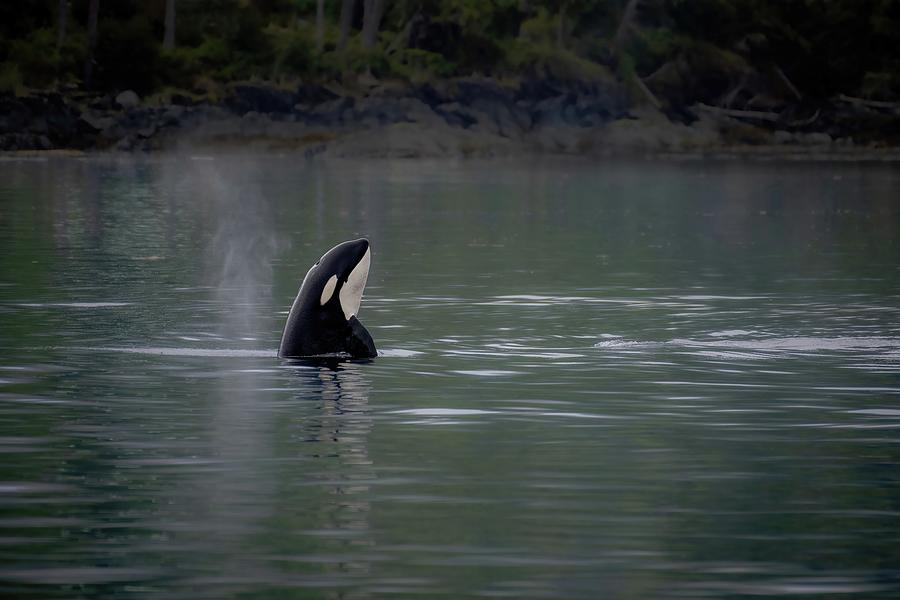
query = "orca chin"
xmin=278 ymin=238 xmax=377 ymax=359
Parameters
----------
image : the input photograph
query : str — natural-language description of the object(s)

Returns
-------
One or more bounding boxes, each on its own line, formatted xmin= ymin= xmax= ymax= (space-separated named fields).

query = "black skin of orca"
xmin=278 ymin=238 xmax=377 ymax=359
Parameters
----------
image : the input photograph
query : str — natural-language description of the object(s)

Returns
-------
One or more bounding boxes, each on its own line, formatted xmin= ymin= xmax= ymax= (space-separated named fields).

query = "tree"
xmin=163 ymin=0 xmax=176 ymax=50
xmin=84 ymin=0 xmax=99 ymax=89
xmin=614 ymin=0 xmax=640 ymax=52
xmin=315 ymin=0 xmax=325 ymax=52
xmin=338 ymin=0 xmax=355 ymax=50
xmin=361 ymin=0 xmax=385 ymax=50
xmin=56 ymin=0 xmax=68 ymax=49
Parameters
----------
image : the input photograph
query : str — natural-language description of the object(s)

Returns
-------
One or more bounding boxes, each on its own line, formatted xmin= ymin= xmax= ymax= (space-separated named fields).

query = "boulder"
xmin=308 ymin=97 xmax=355 ymax=125
xmin=115 ymin=90 xmax=141 ymax=109
xmin=352 ymin=96 xmax=409 ymax=125
xmin=531 ymin=94 xmax=574 ymax=127
xmin=0 ymin=132 xmax=52 ymax=151
xmin=162 ymin=105 xmax=185 ymax=126
xmin=0 ymin=98 xmax=31 ymax=133
xmin=435 ymin=102 xmax=478 ymax=128
xmin=80 ymin=111 xmax=117 ymax=132
xmin=773 ymin=130 xmax=795 ymax=145
xmin=454 ymin=77 xmax=514 ymax=107
xmin=798 ymin=132 xmax=832 ymax=146
xmin=296 ymin=83 xmax=338 ymax=105
xmin=585 ymin=107 xmax=721 ymax=153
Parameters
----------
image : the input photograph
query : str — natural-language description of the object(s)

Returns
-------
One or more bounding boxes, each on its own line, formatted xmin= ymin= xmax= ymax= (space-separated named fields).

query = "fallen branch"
xmin=774 ymin=66 xmax=802 ymax=101
xmin=788 ymin=109 xmax=820 ymax=128
xmin=837 ymin=94 xmax=900 ymax=112
xmin=634 ymin=76 xmax=662 ymax=109
xmin=723 ymin=73 xmax=749 ymax=108
xmin=695 ymin=103 xmax=780 ymax=122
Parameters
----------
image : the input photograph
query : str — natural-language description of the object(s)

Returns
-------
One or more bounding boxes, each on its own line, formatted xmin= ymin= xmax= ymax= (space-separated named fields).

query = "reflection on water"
xmin=0 ymin=156 xmax=899 ymax=598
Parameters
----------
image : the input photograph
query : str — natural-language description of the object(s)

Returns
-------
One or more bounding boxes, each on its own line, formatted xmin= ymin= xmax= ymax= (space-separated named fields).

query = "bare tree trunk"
xmin=84 ymin=0 xmax=99 ymax=89
xmin=361 ymin=0 xmax=385 ymax=50
xmin=614 ymin=0 xmax=640 ymax=51
xmin=163 ymin=0 xmax=176 ymax=50
xmin=57 ymin=0 xmax=68 ymax=49
xmin=338 ymin=0 xmax=355 ymax=50
xmin=634 ymin=76 xmax=662 ymax=109
xmin=695 ymin=103 xmax=780 ymax=122
xmin=386 ymin=9 xmax=423 ymax=55
xmin=315 ymin=0 xmax=326 ymax=52
xmin=556 ymin=2 xmax=567 ymax=49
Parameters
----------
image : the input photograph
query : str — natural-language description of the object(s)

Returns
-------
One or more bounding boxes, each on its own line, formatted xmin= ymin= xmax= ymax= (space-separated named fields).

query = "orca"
xmin=278 ymin=238 xmax=377 ymax=359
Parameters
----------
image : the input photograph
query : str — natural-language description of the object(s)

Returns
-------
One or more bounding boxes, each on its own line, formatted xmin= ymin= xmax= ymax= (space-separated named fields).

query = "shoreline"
xmin=2 ymin=78 xmax=899 ymax=160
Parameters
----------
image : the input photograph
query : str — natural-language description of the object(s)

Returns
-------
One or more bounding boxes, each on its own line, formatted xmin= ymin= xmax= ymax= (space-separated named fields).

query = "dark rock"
xmin=773 ymin=130 xmax=794 ymax=144
xmin=162 ymin=105 xmax=185 ymax=126
xmin=225 ymin=84 xmax=296 ymax=115
xmin=308 ymin=97 xmax=355 ymax=125
xmin=517 ymin=76 xmax=568 ymax=102
xmin=351 ymin=97 xmax=440 ymax=127
xmin=0 ymin=132 xmax=52 ymax=151
xmin=80 ymin=111 xmax=116 ymax=132
xmin=435 ymin=102 xmax=477 ymax=128
xmin=170 ymin=93 xmax=194 ymax=106
xmin=137 ymin=124 xmax=157 ymax=139
xmin=119 ymin=107 xmax=157 ymax=132
xmin=415 ymin=83 xmax=453 ymax=108
xmin=798 ymin=132 xmax=832 ymax=146
xmin=532 ymin=94 xmax=574 ymax=127
xmin=454 ymin=77 xmax=514 ymax=107
xmin=0 ymin=97 xmax=31 ymax=133
xmin=27 ymin=115 xmax=49 ymax=134
xmin=573 ymin=94 xmax=618 ymax=126
xmin=115 ymin=135 xmax=137 ymax=152
xmin=296 ymin=83 xmax=338 ymax=105
xmin=89 ymin=95 xmax=115 ymax=111
xmin=352 ymin=97 xmax=407 ymax=125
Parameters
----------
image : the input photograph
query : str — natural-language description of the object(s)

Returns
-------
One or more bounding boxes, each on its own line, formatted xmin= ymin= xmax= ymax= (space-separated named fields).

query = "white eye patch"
xmin=320 ymin=274 xmax=338 ymax=305
xmin=339 ymin=247 xmax=370 ymax=320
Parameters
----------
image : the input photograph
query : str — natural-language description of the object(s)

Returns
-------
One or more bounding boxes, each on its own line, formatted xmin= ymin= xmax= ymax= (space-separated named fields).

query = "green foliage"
xmin=518 ymin=9 xmax=558 ymax=46
xmin=862 ymin=70 xmax=900 ymax=100
xmin=506 ymin=8 xmax=612 ymax=83
xmin=508 ymin=41 xmax=613 ymax=84
xmin=269 ymin=25 xmax=315 ymax=78
xmin=8 ymin=29 xmax=60 ymax=89
xmin=3 ymin=27 xmax=85 ymax=89
xmin=0 ymin=62 xmax=23 ymax=95
xmin=390 ymin=48 xmax=456 ymax=82
xmin=0 ymin=0 xmax=895 ymax=102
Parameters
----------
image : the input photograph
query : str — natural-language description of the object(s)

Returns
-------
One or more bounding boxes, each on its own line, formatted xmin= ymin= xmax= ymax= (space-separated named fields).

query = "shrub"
xmin=508 ymin=41 xmax=613 ymax=84
xmin=269 ymin=25 xmax=315 ymax=79
xmin=389 ymin=48 xmax=455 ymax=82
xmin=0 ymin=62 xmax=23 ymax=95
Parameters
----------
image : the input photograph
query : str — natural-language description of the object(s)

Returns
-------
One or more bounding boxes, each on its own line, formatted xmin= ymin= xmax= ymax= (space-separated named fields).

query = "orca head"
xmin=305 ymin=237 xmax=371 ymax=321
xmin=279 ymin=238 xmax=376 ymax=359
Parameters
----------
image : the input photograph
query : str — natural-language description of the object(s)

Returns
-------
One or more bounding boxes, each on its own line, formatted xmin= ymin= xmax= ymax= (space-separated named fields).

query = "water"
xmin=1 ymin=155 xmax=899 ymax=598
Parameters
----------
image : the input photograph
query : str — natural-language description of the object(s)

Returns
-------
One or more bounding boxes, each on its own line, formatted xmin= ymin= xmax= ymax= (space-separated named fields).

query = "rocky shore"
xmin=2 ymin=77 xmax=899 ymax=159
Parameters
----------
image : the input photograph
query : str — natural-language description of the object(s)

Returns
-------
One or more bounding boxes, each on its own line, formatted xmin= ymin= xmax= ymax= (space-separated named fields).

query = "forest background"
xmin=2 ymin=0 xmax=899 ymax=153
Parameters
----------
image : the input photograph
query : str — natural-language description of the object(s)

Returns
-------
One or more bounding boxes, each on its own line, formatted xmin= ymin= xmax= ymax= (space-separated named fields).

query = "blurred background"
xmin=1 ymin=0 xmax=898 ymax=154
